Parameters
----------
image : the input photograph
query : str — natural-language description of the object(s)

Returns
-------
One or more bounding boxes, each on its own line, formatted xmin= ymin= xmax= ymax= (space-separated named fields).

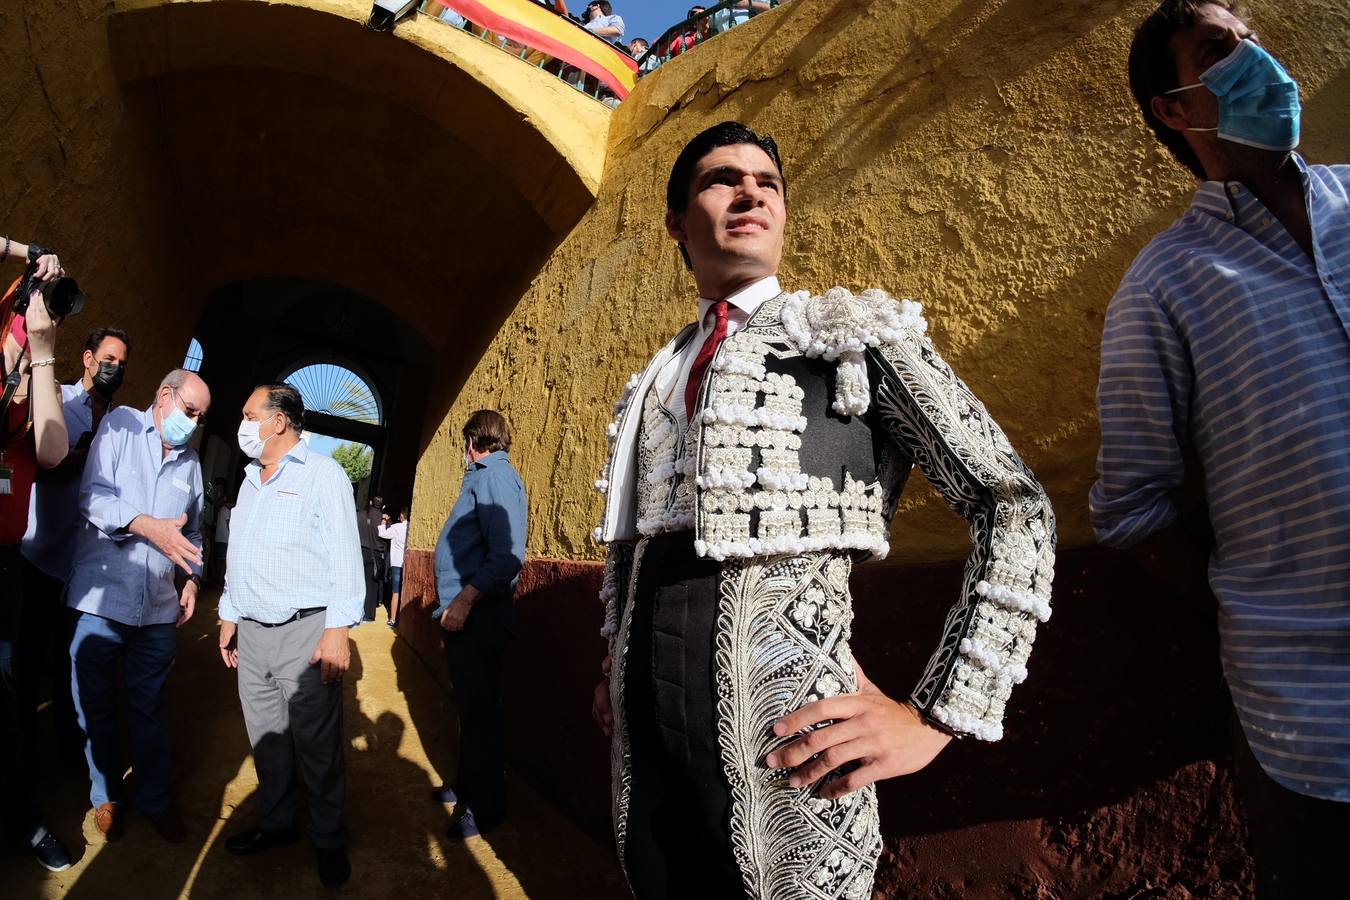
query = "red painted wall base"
xmin=399 ymin=546 xmax=1252 ymax=896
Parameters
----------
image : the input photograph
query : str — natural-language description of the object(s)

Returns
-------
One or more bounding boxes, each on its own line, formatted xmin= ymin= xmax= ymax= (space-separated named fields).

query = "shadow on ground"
xmin=2 ymin=591 xmax=626 ymax=899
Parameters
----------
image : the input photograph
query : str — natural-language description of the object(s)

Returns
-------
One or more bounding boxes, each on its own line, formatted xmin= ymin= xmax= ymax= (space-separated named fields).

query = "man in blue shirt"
xmin=1092 ymin=2 xmax=1350 ymax=895
xmin=66 ymin=368 xmax=208 ymax=844
xmin=216 ymin=383 xmax=364 ymax=889
xmin=21 ymin=326 xmax=130 ymax=757
xmin=432 ymin=409 xmax=527 ymax=839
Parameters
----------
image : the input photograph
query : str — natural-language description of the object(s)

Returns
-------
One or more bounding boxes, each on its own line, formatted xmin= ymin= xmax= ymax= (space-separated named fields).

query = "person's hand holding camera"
xmin=32 ymin=252 xmax=63 ymax=283
xmin=23 ymin=280 xmax=59 ymax=360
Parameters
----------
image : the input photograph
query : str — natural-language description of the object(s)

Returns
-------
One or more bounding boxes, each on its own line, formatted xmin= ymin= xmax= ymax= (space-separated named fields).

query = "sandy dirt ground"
xmin=2 ymin=593 xmax=629 ymax=899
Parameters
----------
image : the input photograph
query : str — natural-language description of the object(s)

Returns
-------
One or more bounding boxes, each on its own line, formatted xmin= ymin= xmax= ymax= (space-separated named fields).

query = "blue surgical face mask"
xmin=1167 ymin=39 xmax=1301 ymax=152
xmin=160 ymin=388 xmax=198 ymax=447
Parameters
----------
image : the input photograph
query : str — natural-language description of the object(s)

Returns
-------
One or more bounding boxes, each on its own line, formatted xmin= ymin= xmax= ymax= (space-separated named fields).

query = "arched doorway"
xmin=283 ymin=360 xmax=386 ymax=507
xmin=191 ymin=277 xmax=432 ymax=519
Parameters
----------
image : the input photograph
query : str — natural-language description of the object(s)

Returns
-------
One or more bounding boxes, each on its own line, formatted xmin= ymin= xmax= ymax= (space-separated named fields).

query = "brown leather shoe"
xmin=146 ymin=809 xmax=186 ymax=843
xmin=94 ymin=803 xmax=123 ymax=842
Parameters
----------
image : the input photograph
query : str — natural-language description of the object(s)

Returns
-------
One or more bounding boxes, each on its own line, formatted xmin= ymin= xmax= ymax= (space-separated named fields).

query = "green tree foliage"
xmin=330 ymin=379 xmax=379 ymax=424
xmin=332 ymin=442 xmax=373 ymax=484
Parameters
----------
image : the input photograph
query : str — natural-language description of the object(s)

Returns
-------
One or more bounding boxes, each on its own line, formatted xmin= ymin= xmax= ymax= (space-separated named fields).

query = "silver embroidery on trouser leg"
xmin=715 ymin=552 xmax=882 ymax=900
xmin=608 ymin=538 xmax=645 ymax=889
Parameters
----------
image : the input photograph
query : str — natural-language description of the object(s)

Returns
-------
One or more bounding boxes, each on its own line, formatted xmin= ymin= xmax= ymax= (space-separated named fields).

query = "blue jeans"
xmin=68 ymin=609 xmax=177 ymax=813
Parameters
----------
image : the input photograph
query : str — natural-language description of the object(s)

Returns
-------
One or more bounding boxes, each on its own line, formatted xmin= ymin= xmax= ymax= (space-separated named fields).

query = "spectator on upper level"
xmin=667 ymin=7 xmax=709 ymax=58
xmin=710 ymin=0 xmax=771 ymax=34
xmin=583 ymin=1 xmax=624 ymax=40
xmin=629 ymin=37 xmax=661 ymax=74
xmin=436 ymin=5 xmax=466 ymax=28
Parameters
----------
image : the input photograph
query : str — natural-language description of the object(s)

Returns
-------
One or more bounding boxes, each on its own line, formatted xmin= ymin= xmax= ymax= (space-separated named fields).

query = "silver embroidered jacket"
xmin=595 ymin=288 xmax=1056 ymax=899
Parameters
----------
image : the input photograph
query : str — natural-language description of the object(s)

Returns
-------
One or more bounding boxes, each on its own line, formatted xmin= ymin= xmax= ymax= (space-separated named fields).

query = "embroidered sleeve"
xmin=599 ymin=540 xmax=636 ymax=646
xmin=594 ymin=372 xmax=641 ymax=504
xmin=596 ymin=373 xmax=643 ymax=645
xmin=870 ymin=329 xmax=1056 ymax=741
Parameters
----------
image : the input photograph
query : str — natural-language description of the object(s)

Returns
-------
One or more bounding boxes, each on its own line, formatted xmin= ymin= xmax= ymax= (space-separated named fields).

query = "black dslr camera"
xmin=13 ymin=244 xmax=85 ymax=320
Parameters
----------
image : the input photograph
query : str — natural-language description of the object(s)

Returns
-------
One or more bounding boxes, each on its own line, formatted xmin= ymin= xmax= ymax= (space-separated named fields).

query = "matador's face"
xmin=668 ymin=143 xmax=786 ymax=290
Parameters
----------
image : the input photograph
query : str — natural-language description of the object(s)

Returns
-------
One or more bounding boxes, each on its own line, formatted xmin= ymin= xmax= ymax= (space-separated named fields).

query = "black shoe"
xmin=224 ymin=825 xmax=301 ymax=856
xmin=32 ymin=833 xmax=72 ymax=872
xmin=445 ymin=808 xmax=501 ymax=841
xmin=316 ymin=846 xmax=351 ymax=888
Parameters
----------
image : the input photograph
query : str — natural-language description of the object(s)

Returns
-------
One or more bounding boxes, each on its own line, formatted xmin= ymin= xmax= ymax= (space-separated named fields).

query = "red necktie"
xmin=685 ymin=300 xmax=729 ymax=421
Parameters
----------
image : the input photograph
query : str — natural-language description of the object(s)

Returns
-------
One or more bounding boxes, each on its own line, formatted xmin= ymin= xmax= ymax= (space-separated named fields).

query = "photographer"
xmin=0 ymin=236 xmax=74 ymax=872
xmin=22 ymin=326 xmax=132 ymax=759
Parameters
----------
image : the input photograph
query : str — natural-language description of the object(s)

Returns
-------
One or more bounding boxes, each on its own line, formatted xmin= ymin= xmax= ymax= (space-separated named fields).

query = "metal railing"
xmin=635 ymin=0 xmax=780 ymax=75
xmin=416 ymin=0 xmax=780 ymax=104
xmin=417 ymin=0 xmax=629 ymax=104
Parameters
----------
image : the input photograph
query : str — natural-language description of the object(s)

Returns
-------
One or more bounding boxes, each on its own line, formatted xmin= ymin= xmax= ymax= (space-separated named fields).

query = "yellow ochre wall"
xmin=4 ymin=0 xmax=608 ymax=423
xmin=412 ymin=0 xmax=1350 ymax=562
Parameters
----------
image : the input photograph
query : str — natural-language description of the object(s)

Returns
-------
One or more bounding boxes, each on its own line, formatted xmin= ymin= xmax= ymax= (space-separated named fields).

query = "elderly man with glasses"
xmin=65 ymin=368 xmax=209 ymax=845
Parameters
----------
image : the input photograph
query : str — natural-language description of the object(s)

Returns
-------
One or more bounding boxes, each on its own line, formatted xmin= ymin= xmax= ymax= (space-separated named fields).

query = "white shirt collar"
xmin=696 ymin=275 xmax=781 ymax=326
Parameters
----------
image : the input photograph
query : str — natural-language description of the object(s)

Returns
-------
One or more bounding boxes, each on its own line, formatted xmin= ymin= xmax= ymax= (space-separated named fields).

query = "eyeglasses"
xmin=170 ymin=386 xmax=205 ymax=422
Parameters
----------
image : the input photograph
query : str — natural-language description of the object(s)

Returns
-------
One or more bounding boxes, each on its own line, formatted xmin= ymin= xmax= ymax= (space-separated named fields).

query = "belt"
xmin=242 ymin=606 xmax=326 ymax=628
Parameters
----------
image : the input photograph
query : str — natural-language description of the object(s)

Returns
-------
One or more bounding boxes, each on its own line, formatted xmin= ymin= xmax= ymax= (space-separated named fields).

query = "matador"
xmin=591 ymin=122 xmax=1056 ymax=900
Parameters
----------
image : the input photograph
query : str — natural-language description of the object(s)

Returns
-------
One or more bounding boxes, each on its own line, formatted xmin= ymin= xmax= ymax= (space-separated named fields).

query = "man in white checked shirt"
xmin=216 ymin=383 xmax=364 ymax=889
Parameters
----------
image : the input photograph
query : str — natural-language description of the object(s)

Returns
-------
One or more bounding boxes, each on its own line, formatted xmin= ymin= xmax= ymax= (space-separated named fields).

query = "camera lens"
xmin=42 ymin=277 xmax=86 ymax=319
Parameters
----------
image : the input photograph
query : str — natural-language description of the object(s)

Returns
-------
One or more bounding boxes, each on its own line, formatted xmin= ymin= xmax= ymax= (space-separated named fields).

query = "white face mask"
xmin=237 ymin=416 xmax=278 ymax=460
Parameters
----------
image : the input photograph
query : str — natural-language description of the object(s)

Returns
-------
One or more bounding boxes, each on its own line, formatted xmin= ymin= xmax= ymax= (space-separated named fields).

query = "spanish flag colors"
xmin=426 ymin=0 xmax=639 ymax=99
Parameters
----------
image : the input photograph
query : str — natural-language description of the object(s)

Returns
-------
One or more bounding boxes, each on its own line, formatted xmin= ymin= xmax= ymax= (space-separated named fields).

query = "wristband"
xmin=1 ymin=237 xmax=10 ymax=261
xmin=30 ymin=357 xmax=57 ymax=368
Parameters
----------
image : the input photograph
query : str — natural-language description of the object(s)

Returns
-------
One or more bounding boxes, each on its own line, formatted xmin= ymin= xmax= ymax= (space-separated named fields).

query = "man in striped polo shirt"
xmin=1092 ymin=2 xmax=1350 ymax=895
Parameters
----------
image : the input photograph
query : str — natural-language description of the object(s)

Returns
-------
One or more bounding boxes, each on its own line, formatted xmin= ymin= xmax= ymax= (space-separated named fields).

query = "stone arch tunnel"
xmin=12 ymin=0 xmax=612 ymax=500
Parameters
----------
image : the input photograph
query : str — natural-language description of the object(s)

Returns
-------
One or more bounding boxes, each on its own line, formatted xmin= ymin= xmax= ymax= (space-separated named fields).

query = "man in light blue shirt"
xmin=216 ymin=383 xmax=363 ymax=890
xmin=66 ymin=367 xmax=209 ymax=844
xmin=431 ymin=409 xmax=527 ymax=839
xmin=1092 ymin=3 xmax=1350 ymax=894
xmin=20 ymin=326 xmax=130 ymax=756
xmin=582 ymin=0 xmax=624 ymax=39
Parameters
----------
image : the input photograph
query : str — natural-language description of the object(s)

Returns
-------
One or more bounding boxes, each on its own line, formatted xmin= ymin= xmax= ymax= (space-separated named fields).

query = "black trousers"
xmin=18 ymin=557 xmax=80 ymax=755
xmin=622 ymin=533 xmax=744 ymax=900
xmin=441 ymin=594 xmax=511 ymax=826
xmin=0 ymin=544 xmax=44 ymax=846
xmin=1230 ymin=711 xmax=1350 ymax=898
xmin=361 ymin=548 xmax=381 ymax=622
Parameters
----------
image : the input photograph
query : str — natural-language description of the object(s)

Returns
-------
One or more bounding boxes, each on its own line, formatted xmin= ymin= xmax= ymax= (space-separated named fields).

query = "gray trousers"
xmin=237 ymin=612 xmax=346 ymax=847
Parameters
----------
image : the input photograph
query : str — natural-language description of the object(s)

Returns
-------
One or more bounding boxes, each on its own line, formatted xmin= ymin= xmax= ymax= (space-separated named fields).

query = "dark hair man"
xmin=668 ymin=6 xmax=708 ymax=58
xmin=66 ymin=367 xmax=210 ymax=846
xmin=590 ymin=121 xmax=1055 ymax=898
xmin=377 ymin=505 xmax=409 ymax=628
xmin=19 ymin=325 xmax=131 ymax=800
xmin=0 ymin=240 xmax=72 ymax=873
xmin=357 ymin=493 xmax=388 ymax=624
xmin=1092 ymin=3 xmax=1350 ymax=895
xmin=217 ymin=383 xmax=364 ymax=889
xmin=584 ymin=0 xmax=624 ymax=39
xmin=430 ymin=409 xmax=527 ymax=839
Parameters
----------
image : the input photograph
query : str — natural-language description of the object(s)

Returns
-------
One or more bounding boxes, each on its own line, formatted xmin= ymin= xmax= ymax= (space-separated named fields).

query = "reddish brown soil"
xmin=404 ymin=545 xmax=1254 ymax=898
